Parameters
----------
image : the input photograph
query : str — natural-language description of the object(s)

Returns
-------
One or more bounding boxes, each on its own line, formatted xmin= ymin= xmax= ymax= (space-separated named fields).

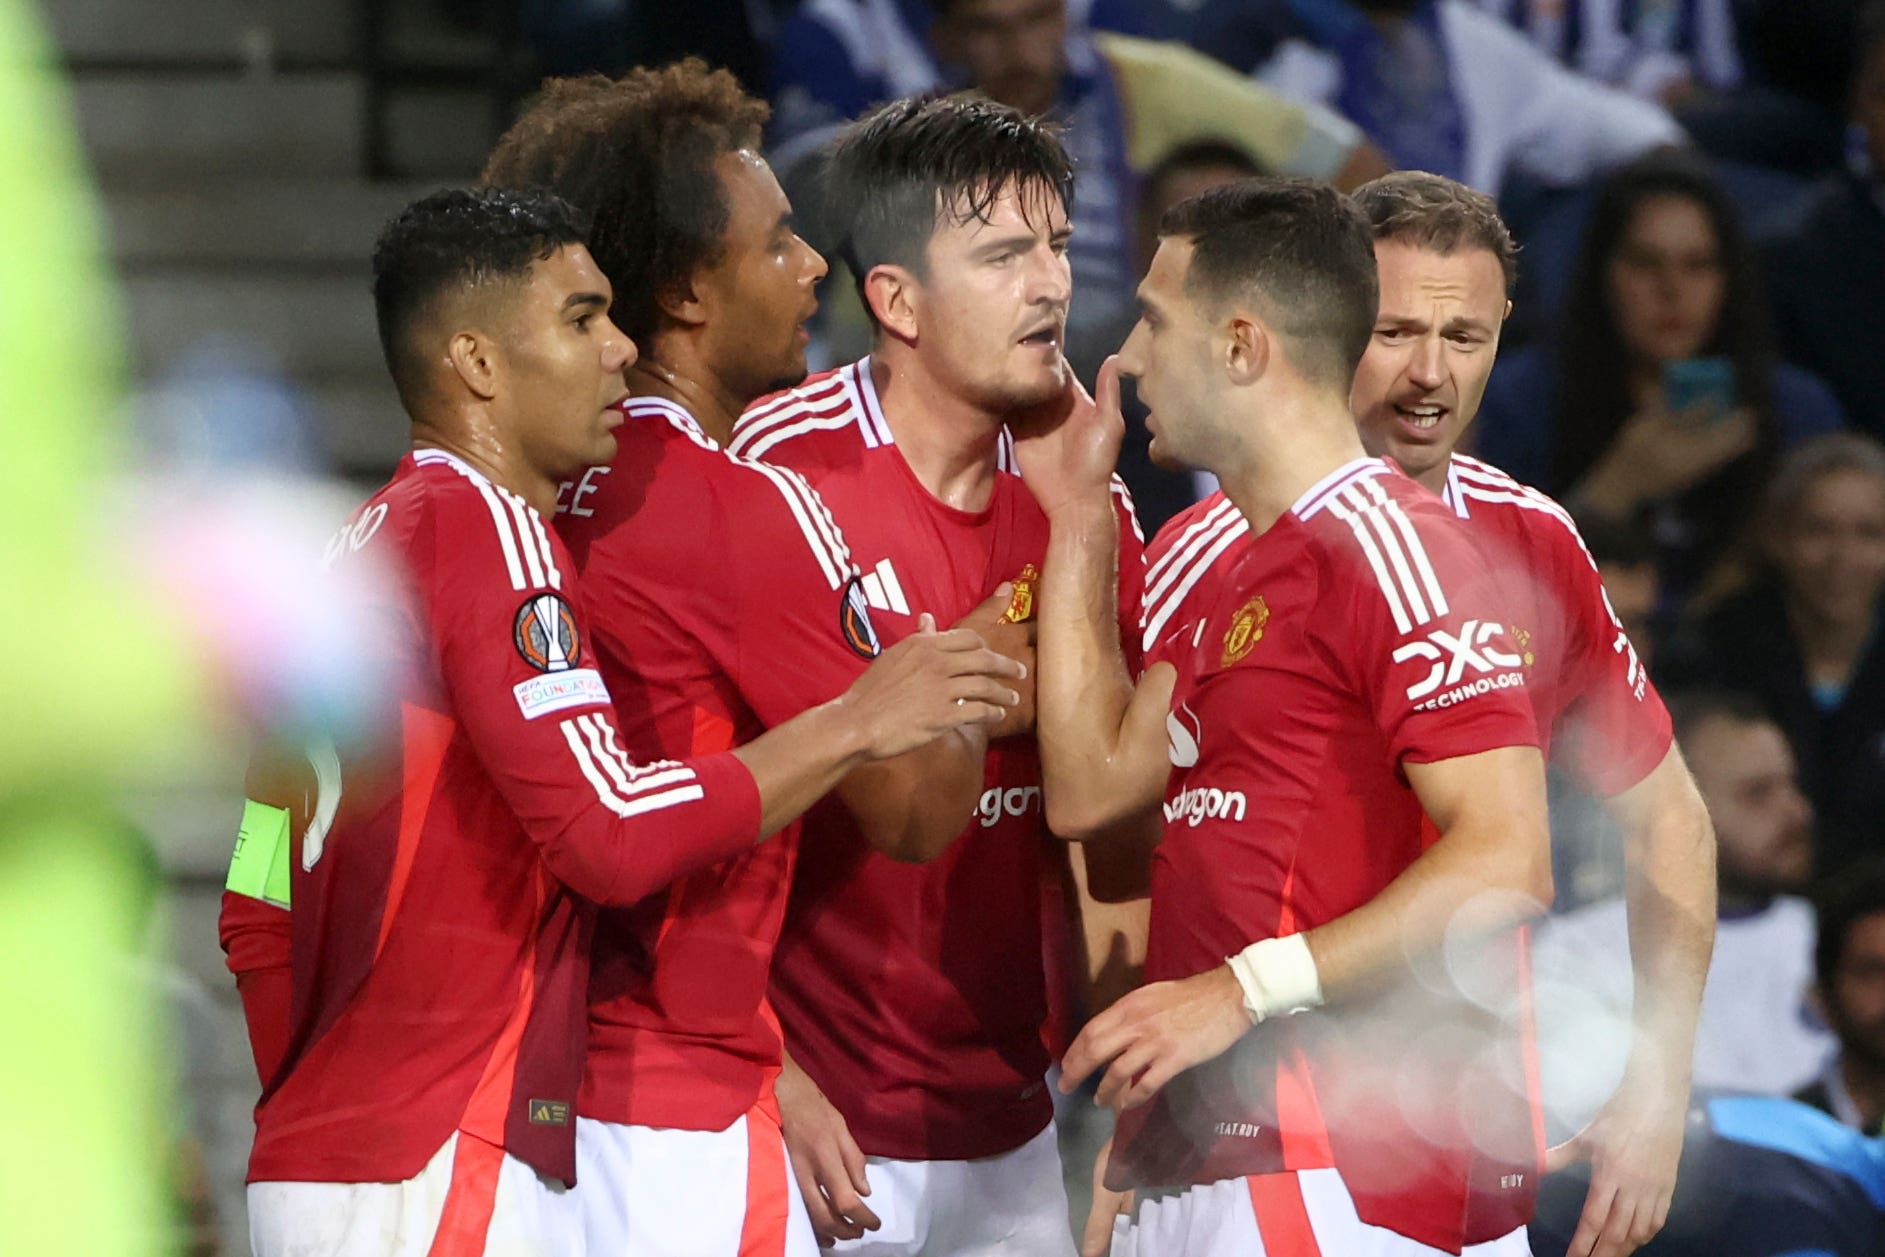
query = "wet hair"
xmin=371 ymin=187 xmax=589 ymax=414
xmin=1351 ymin=170 xmax=1519 ymax=294
xmin=1550 ymin=152 xmax=1781 ymax=519
xmin=1815 ymin=858 xmax=1885 ymax=989
xmin=1158 ymin=176 xmax=1379 ymax=392
xmin=823 ymin=91 xmax=1075 ymax=325
xmin=480 ymin=59 xmax=769 ymax=344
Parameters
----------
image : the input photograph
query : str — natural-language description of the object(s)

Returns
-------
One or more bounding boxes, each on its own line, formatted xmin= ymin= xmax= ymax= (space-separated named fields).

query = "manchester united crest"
xmin=1511 ymin=625 xmax=1536 ymax=668
xmin=1003 ymin=564 xmax=1040 ymax=624
xmin=1221 ymin=595 xmax=1269 ymax=666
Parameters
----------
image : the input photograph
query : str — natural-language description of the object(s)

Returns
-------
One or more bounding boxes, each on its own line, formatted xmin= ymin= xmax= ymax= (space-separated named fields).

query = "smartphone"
xmin=1663 ymin=357 xmax=1737 ymax=420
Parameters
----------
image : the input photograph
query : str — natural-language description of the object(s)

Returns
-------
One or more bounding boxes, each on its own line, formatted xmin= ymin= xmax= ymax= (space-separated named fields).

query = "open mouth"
xmin=1393 ymin=402 xmax=1448 ymax=433
xmin=1019 ymin=325 xmax=1062 ymax=351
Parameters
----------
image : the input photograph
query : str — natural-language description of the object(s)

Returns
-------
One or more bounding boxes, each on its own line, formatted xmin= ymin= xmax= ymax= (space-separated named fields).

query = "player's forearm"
xmin=735 ymin=699 xmax=875 ymax=838
xmin=1617 ymin=753 xmax=1717 ymax=1081
xmin=1036 ymin=499 xmax=1149 ymax=837
xmin=838 ymin=726 xmax=989 ymax=862
xmin=1303 ymin=749 xmax=1553 ymax=1001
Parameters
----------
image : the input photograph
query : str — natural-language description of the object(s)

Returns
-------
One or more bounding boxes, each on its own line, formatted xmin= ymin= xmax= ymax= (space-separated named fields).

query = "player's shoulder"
xmin=1296 ymin=459 xmax=1487 ymax=611
xmin=730 ymin=360 xmax=871 ymax=465
xmin=403 ymin=448 xmax=568 ymax=595
xmin=1447 ymin=456 xmax=1587 ymax=549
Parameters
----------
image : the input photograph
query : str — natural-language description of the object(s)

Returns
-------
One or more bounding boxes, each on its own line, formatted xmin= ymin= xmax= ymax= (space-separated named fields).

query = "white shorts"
xmin=1114 ymin=1169 xmax=1528 ymax=1257
xmin=577 ymin=1105 xmax=817 ymax=1257
xmin=248 ymin=1131 xmax=579 ymax=1257
xmin=829 ymin=1121 xmax=1077 ymax=1257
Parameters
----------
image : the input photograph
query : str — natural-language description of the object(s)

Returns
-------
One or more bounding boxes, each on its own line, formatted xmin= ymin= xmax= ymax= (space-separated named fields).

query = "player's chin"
xmin=584 ymin=430 xmax=619 ymax=467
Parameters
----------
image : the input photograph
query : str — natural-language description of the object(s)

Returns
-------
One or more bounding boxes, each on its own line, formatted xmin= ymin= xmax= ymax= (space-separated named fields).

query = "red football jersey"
xmin=1142 ymin=457 xmax=1671 ymax=784
xmin=555 ymin=397 xmax=876 ymax=1133
xmin=1438 ymin=456 xmax=1672 ymax=790
xmin=246 ymin=449 xmax=760 ymax=1188
xmin=732 ymin=359 xmax=1147 ymax=1160
xmin=1108 ymin=459 xmax=1544 ymax=1253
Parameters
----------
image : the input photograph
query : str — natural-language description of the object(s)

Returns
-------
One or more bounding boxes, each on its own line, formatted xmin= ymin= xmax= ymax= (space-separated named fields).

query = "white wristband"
xmin=1225 ymin=934 xmax=1324 ymax=1025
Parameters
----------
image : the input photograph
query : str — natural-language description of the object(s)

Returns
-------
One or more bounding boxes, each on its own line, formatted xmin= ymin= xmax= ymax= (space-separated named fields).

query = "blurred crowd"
xmin=503 ymin=0 xmax=1885 ymax=1136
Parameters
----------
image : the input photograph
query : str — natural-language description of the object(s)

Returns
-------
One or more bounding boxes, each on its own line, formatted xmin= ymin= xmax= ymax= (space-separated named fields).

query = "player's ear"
xmin=447 ymin=328 xmax=500 ymax=401
xmin=658 ymin=278 xmax=710 ymax=330
xmin=1223 ymin=312 xmax=1268 ymax=386
xmin=863 ymin=265 xmax=920 ymax=342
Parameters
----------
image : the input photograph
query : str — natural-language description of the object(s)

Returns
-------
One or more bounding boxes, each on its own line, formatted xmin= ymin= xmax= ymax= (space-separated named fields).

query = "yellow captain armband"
xmin=225 ymin=800 xmax=293 ymax=908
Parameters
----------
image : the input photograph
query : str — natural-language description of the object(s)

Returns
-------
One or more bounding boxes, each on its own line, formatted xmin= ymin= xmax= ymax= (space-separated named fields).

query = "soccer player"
xmin=1124 ymin=171 xmax=1719 ymax=1257
xmin=233 ymin=188 xmax=1023 ymax=1257
xmin=476 ymin=63 xmax=1024 ymax=1255
xmin=1020 ymin=178 xmax=1552 ymax=1254
xmin=727 ymin=93 xmax=1149 ymax=1256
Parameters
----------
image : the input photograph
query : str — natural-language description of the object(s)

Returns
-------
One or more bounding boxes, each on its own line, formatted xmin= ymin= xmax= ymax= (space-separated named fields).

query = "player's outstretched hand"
xmin=1543 ymin=1063 xmax=1683 ymax=1257
xmin=953 ymin=581 xmax=1037 ymax=739
xmin=777 ymin=1055 xmax=881 ymax=1247
xmin=1011 ymin=356 xmax=1125 ymax=519
xmin=1082 ymin=1135 xmax=1134 ymax=1257
xmin=841 ymin=613 xmax=1026 ymax=759
xmin=1058 ymin=964 xmax=1250 ymax=1112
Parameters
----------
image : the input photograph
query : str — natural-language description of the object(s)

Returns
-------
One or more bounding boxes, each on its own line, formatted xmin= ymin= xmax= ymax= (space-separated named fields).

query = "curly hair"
xmin=481 ymin=59 xmax=769 ymax=345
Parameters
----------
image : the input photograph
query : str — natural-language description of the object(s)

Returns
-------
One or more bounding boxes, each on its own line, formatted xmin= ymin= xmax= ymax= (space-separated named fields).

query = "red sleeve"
xmin=1111 ymin=476 xmax=1149 ymax=678
xmin=218 ymin=890 xmax=292 ymax=1084
xmin=1551 ymin=524 xmax=1673 ymax=795
xmin=1325 ymin=502 xmax=1540 ymax=767
xmin=423 ymin=478 xmax=762 ymax=906
xmin=722 ymin=460 xmax=875 ymax=723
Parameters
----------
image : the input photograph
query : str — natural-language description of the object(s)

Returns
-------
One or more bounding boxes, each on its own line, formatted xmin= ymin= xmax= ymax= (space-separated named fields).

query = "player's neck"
xmin=1408 ymin=454 xmax=1453 ymax=497
xmin=869 ymin=347 xmax=1002 ymax=513
xmin=411 ymin=416 xmax=558 ymax=518
xmin=1217 ymin=393 xmax=1370 ymax=535
xmin=626 ymin=353 xmax=746 ymax=448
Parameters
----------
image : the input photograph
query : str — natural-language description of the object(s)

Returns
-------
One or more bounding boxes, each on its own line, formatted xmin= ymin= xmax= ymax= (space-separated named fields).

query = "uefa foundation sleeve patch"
xmin=226 ymin=799 xmax=294 ymax=907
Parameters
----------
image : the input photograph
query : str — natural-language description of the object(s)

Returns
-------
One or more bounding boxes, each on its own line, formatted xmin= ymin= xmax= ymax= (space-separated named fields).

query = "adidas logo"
xmin=857 ymin=559 xmax=910 ymax=615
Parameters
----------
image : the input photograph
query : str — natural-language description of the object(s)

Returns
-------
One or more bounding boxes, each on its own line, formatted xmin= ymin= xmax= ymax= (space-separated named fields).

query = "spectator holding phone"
xmin=1475 ymin=150 xmax=1845 ymax=601
xmin=1661 ymin=434 xmax=1885 ymax=879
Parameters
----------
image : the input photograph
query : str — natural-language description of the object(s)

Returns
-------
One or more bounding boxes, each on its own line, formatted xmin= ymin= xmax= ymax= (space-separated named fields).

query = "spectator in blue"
xmin=767 ymin=0 xmax=1386 ymax=376
xmin=1475 ymin=0 xmax=1742 ymax=104
xmin=1532 ymin=1092 xmax=1885 ymax=1257
xmin=1475 ymin=150 xmax=1846 ymax=601
xmin=1763 ymin=1 xmax=1885 ymax=437
xmin=1660 ymin=434 xmax=1885 ymax=877
xmin=1188 ymin=0 xmax=1682 ymax=197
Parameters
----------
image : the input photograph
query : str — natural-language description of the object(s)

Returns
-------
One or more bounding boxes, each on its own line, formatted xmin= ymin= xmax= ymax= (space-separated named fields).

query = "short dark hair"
xmin=1815 ymin=859 xmax=1885 ymax=989
xmin=1158 ymin=177 xmax=1379 ymax=392
xmin=480 ymin=59 xmax=768 ymax=345
xmin=1664 ymin=687 xmax=1773 ymax=752
xmin=824 ymin=92 xmax=1075 ymax=324
xmin=371 ymin=187 xmax=589 ymax=414
xmin=1351 ymin=170 xmax=1520 ymax=294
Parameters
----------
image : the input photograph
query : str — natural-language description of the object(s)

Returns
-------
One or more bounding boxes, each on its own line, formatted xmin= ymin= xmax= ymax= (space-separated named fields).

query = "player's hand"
xmin=952 ymin=582 xmax=1037 ymax=739
xmin=776 ymin=1056 xmax=881 ymax=1247
xmin=1543 ymin=1062 xmax=1686 ymax=1257
xmin=1011 ymin=356 xmax=1125 ymax=519
xmin=1058 ymin=964 xmax=1250 ymax=1111
xmin=1082 ymin=1135 xmax=1133 ymax=1257
xmin=841 ymin=613 xmax=1026 ymax=759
